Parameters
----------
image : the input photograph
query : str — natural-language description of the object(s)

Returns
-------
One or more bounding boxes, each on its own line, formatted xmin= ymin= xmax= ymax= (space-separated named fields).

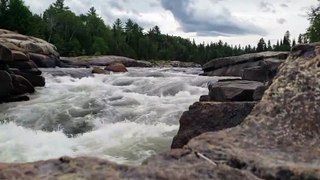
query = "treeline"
xmin=0 ymin=0 xmax=313 ymax=64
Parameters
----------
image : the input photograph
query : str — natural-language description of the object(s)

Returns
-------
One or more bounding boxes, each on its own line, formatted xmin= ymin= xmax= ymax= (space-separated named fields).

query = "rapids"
xmin=0 ymin=67 xmax=219 ymax=165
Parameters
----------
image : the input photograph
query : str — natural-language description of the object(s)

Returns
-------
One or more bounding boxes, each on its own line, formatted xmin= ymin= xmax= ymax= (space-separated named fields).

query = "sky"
xmin=23 ymin=0 xmax=318 ymax=46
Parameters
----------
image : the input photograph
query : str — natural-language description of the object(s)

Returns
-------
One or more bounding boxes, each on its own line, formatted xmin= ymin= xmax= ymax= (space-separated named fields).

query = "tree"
xmin=257 ymin=38 xmax=266 ymax=52
xmin=292 ymin=39 xmax=296 ymax=47
xmin=0 ymin=0 xmax=33 ymax=34
xmin=307 ymin=2 xmax=320 ymax=42
xmin=267 ymin=40 xmax=272 ymax=51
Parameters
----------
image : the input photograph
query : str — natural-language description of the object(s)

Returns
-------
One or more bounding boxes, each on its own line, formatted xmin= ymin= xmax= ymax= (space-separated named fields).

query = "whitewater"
xmin=0 ymin=67 xmax=219 ymax=165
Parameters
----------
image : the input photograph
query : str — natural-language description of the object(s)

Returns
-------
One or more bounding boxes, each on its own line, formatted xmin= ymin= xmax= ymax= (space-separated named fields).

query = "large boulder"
xmin=0 ymin=29 xmax=57 ymax=103
xmin=29 ymin=53 xmax=57 ymax=68
xmin=208 ymin=80 xmax=265 ymax=101
xmin=171 ymin=102 xmax=256 ymax=149
xmin=0 ymin=70 xmax=13 ymax=97
xmin=105 ymin=63 xmax=128 ymax=72
xmin=13 ymin=71 xmax=45 ymax=87
xmin=11 ymin=74 xmax=35 ymax=95
xmin=202 ymin=51 xmax=288 ymax=77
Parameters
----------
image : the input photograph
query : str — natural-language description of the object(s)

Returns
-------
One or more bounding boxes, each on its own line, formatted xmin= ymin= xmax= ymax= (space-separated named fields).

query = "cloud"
xmin=160 ymin=0 xmax=266 ymax=36
xmin=259 ymin=1 xmax=276 ymax=13
xmin=280 ymin=3 xmax=289 ymax=8
xmin=277 ymin=18 xmax=287 ymax=24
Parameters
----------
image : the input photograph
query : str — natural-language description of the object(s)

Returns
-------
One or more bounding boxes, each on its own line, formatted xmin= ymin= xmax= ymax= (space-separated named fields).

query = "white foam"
xmin=0 ymin=67 xmax=216 ymax=164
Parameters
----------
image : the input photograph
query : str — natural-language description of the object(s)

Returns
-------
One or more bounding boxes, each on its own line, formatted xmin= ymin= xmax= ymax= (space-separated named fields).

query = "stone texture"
xmin=92 ymin=67 xmax=109 ymax=74
xmin=208 ymin=80 xmax=265 ymax=101
xmin=29 ymin=53 xmax=57 ymax=68
xmin=105 ymin=63 xmax=128 ymax=72
xmin=62 ymin=55 xmax=153 ymax=68
xmin=0 ymin=70 xmax=13 ymax=97
xmin=14 ymin=71 xmax=45 ymax=87
xmin=0 ymin=29 xmax=57 ymax=103
xmin=171 ymin=102 xmax=256 ymax=149
xmin=203 ymin=51 xmax=288 ymax=77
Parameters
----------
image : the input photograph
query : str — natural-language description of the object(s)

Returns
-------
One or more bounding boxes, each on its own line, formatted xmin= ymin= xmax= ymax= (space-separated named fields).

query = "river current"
xmin=0 ymin=67 xmax=219 ymax=165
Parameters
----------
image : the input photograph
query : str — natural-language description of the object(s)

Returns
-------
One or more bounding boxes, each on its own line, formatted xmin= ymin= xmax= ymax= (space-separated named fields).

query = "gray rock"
xmin=171 ymin=102 xmax=256 ymax=149
xmin=61 ymin=55 xmax=153 ymax=68
xmin=203 ymin=51 xmax=288 ymax=77
xmin=0 ymin=70 xmax=13 ymax=97
xmin=208 ymin=80 xmax=265 ymax=101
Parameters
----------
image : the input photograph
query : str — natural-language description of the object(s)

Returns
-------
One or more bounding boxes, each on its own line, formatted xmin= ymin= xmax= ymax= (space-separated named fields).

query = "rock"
xmin=202 ymin=51 xmax=288 ymax=77
xmin=0 ymin=95 xmax=29 ymax=104
xmin=0 ymin=30 xmax=59 ymax=57
xmin=208 ymin=80 xmax=265 ymax=101
xmin=61 ymin=55 xmax=153 ymax=67
xmin=0 ymin=70 xmax=13 ymax=97
xmin=171 ymin=102 xmax=256 ymax=149
xmin=41 ymin=68 xmax=93 ymax=79
xmin=199 ymin=95 xmax=210 ymax=102
xmin=11 ymin=74 xmax=35 ymax=95
xmin=29 ymin=53 xmax=57 ymax=68
xmin=174 ymin=43 xmax=320 ymax=179
xmin=241 ymin=66 xmax=269 ymax=82
xmin=0 ymin=44 xmax=12 ymax=61
xmin=105 ymin=63 xmax=128 ymax=72
xmin=12 ymin=51 xmax=29 ymax=61
xmin=7 ymin=60 xmax=38 ymax=70
xmin=92 ymin=67 xmax=109 ymax=74
xmin=14 ymin=71 xmax=45 ymax=87
xmin=153 ymin=60 xmax=201 ymax=68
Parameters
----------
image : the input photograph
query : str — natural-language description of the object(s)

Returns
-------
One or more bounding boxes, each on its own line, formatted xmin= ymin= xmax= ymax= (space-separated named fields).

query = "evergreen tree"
xmin=257 ymin=38 xmax=266 ymax=52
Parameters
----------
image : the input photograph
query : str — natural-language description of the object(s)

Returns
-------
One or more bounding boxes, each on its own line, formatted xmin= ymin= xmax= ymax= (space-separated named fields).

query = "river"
xmin=0 ymin=67 xmax=218 ymax=165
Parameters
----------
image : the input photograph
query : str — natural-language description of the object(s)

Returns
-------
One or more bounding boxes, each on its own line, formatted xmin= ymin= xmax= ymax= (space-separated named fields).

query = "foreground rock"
xmin=202 ymin=51 xmax=289 ymax=78
xmin=171 ymin=102 xmax=256 ymax=149
xmin=61 ymin=55 xmax=153 ymax=68
xmin=0 ymin=29 xmax=59 ymax=103
xmin=208 ymin=80 xmax=266 ymax=101
xmin=0 ymin=44 xmax=318 ymax=179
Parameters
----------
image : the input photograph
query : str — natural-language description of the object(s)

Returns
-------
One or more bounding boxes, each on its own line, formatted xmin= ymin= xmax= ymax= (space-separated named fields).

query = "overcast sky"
xmin=24 ymin=0 xmax=318 ymax=46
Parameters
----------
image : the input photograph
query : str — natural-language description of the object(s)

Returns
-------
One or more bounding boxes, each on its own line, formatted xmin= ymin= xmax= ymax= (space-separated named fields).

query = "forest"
xmin=0 ymin=0 xmax=318 ymax=64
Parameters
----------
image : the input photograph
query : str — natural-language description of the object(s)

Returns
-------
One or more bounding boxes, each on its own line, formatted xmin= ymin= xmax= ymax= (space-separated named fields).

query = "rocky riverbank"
xmin=0 ymin=43 xmax=318 ymax=179
xmin=0 ymin=29 xmax=59 ymax=103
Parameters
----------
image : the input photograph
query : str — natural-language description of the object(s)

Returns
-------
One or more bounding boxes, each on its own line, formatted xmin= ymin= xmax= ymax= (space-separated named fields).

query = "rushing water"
xmin=0 ymin=67 xmax=219 ymax=165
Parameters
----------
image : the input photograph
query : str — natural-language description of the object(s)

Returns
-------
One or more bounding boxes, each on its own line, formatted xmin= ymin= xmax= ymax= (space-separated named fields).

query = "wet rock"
xmin=0 ymin=44 xmax=12 ymax=61
xmin=12 ymin=51 xmax=29 ymax=61
xmin=7 ymin=60 xmax=38 ymax=70
xmin=92 ymin=67 xmax=109 ymax=74
xmin=11 ymin=74 xmax=35 ymax=95
xmin=0 ymin=95 xmax=29 ymax=104
xmin=171 ymin=102 xmax=256 ymax=149
xmin=199 ymin=95 xmax=210 ymax=102
xmin=0 ymin=70 xmax=13 ymax=97
xmin=13 ymin=71 xmax=45 ymax=87
xmin=208 ymin=80 xmax=265 ymax=101
xmin=105 ymin=63 xmax=128 ymax=72
xmin=29 ymin=53 xmax=57 ymax=68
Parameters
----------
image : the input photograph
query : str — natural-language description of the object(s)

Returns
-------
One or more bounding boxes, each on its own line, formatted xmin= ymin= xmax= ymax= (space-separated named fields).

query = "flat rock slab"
xmin=209 ymin=80 xmax=265 ymax=101
xmin=171 ymin=101 xmax=256 ymax=149
xmin=203 ymin=51 xmax=288 ymax=71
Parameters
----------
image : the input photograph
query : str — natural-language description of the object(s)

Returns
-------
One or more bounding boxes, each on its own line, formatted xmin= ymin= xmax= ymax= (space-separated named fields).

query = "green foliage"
xmin=307 ymin=2 xmax=320 ymax=42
